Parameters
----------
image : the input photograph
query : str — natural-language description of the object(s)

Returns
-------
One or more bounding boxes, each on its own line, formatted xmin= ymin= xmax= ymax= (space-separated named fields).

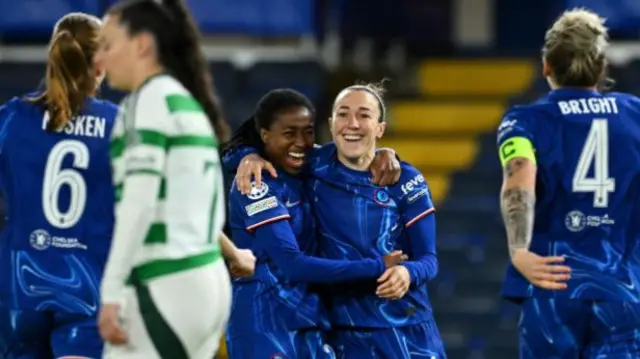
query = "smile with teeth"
xmin=343 ymin=134 xmax=363 ymax=141
xmin=288 ymin=152 xmax=305 ymax=159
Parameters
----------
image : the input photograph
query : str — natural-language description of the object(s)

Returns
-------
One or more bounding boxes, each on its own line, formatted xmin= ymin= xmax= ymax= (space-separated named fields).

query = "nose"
xmin=293 ymin=133 xmax=306 ymax=148
xmin=346 ymin=114 xmax=359 ymax=129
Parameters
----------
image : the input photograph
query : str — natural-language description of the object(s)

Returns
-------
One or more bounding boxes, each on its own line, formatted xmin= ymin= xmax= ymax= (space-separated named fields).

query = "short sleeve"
xmin=496 ymin=108 xmax=536 ymax=146
xmin=230 ymin=177 xmax=290 ymax=231
xmin=395 ymin=163 xmax=435 ymax=227
xmin=496 ymin=108 xmax=537 ymax=167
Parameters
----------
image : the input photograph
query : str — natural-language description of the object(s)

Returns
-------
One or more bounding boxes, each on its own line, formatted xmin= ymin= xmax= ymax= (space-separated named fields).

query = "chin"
xmin=107 ymin=77 xmax=129 ymax=92
xmin=283 ymin=165 xmax=303 ymax=175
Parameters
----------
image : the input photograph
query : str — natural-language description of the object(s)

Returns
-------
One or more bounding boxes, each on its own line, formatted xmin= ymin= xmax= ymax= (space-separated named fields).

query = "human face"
xmin=330 ymin=89 xmax=386 ymax=169
xmin=94 ymin=14 xmax=138 ymax=91
xmin=260 ymin=107 xmax=315 ymax=175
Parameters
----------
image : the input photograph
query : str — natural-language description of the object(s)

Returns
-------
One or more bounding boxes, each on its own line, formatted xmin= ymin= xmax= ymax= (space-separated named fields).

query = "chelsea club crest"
xmin=374 ymin=189 xmax=390 ymax=205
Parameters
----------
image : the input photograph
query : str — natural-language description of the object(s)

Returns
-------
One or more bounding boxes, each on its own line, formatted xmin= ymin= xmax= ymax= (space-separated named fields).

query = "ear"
xmin=94 ymin=67 xmax=106 ymax=88
xmin=259 ymin=128 xmax=269 ymax=143
xmin=375 ymin=121 xmax=387 ymax=140
xmin=542 ymin=56 xmax=551 ymax=77
xmin=328 ymin=116 xmax=335 ymax=136
xmin=135 ymin=32 xmax=154 ymax=58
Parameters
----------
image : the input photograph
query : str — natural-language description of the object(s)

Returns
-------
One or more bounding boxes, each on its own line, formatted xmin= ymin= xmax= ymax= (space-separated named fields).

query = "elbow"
xmin=274 ymin=254 xmax=307 ymax=283
xmin=427 ymin=256 xmax=439 ymax=281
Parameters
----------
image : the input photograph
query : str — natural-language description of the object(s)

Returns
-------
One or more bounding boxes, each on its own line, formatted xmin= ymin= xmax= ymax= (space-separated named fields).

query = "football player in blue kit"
xmin=497 ymin=8 xmax=640 ymax=359
xmin=0 ymin=13 xmax=118 ymax=359
xmin=224 ymin=89 xmax=407 ymax=358
xmin=226 ymin=83 xmax=445 ymax=358
xmin=0 ymin=11 xmax=254 ymax=359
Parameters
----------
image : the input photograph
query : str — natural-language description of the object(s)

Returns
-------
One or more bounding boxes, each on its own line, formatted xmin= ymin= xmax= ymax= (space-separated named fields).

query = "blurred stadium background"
xmin=0 ymin=0 xmax=639 ymax=358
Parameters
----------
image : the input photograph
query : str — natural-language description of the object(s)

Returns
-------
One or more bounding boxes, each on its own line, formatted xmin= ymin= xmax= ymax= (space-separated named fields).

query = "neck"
xmin=337 ymin=150 xmax=375 ymax=171
xmin=548 ymin=78 xmax=599 ymax=91
xmin=130 ymin=63 xmax=165 ymax=91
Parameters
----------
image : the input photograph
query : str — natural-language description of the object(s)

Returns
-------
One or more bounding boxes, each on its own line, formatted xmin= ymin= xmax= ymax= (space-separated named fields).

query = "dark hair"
xmin=29 ymin=13 xmax=101 ymax=132
xmin=108 ymin=0 xmax=229 ymax=140
xmin=221 ymin=89 xmax=315 ymax=156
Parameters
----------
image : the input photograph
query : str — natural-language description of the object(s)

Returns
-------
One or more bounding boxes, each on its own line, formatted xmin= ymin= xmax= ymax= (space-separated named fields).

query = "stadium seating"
xmin=0 ymin=61 xmax=325 ymax=132
xmin=380 ymin=58 xmax=537 ymax=358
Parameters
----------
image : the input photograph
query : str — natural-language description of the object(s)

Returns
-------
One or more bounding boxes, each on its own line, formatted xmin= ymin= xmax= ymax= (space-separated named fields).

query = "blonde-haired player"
xmin=497 ymin=8 xmax=640 ymax=359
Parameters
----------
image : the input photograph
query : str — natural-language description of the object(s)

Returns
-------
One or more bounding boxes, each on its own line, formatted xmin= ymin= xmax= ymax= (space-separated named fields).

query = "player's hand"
xmin=511 ymin=249 xmax=571 ymax=290
xmin=236 ymin=154 xmax=278 ymax=194
xmin=383 ymin=250 xmax=408 ymax=268
xmin=229 ymin=248 xmax=256 ymax=277
xmin=98 ymin=303 xmax=128 ymax=345
xmin=376 ymin=266 xmax=411 ymax=300
xmin=370 ymin=148 xmax=401 ymax=186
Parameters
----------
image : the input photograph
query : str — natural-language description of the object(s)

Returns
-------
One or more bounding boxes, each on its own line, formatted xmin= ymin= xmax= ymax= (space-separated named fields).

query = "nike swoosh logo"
xmin=285 ymin=200 xmax=301 ymax=208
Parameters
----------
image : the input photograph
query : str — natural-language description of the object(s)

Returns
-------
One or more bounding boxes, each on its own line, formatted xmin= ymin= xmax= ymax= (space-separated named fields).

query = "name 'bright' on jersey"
xmin=497 ymin=88 xmax=640 ymax=302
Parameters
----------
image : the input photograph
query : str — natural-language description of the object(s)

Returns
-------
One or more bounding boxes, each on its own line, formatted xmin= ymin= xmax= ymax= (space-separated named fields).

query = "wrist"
xmin=399 ymin=262 xmax=414 ymax=282
xmin=509 ymin=247 xmax=529 ymax=261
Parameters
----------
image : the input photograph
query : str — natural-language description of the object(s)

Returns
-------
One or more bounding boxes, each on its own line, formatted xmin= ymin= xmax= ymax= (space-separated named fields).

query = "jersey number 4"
xmin=572 ymin=119 xmax=615 ymax=208
xmin=42 ymin=140 xmax=90 ymax=228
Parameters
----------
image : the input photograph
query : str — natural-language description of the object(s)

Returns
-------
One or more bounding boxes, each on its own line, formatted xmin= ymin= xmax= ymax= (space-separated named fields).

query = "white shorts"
xmin=103 ymin=260 xmax=231 ymax=359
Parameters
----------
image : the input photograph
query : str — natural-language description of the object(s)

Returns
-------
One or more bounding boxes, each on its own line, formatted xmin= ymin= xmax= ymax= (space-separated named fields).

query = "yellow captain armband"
xmin=499 ymin=136 xmax=536 ymax=167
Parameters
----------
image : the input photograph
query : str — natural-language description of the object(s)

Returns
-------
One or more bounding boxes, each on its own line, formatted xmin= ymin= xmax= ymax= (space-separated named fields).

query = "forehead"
xmin=334 ymin=89 xmax=378 ymax=111
xmin=100 ymin=14 xmax=124 ymax=37
xmin=272 ymin=107 xmax=313 ymax=127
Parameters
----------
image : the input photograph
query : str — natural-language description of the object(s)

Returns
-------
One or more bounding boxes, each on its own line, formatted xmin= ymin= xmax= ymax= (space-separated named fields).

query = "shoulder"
xmin=93 ymin=98 xmax=119 ymax=117
xmin=0 ymin=96 xmax=41 ymax=124
xmin=138 ymin=75 xmax=190 ymax=109
xmin=309 ymin=142 xmax=336 ymax=166
xmin=0 ymin=97 xmax=25 ymax=136
xmin=230 ymin=174 xmax=284 ymax=202
xmin=608 ymin=91 xmax=640 ymax=109
xmin=134 ymin=76 xmax=184 ymax=120
xmin=392 ymin=162 xmax=428 ymax=195
xmin=397 ymin=162 xmax=426 ymax=187
xmin=0 ymin=96 xmax=24 ymax=115
xmin=87 ymin=98 xmax=119 ymax=127
xmin=497 ymin=102 xmax=555 ymax=145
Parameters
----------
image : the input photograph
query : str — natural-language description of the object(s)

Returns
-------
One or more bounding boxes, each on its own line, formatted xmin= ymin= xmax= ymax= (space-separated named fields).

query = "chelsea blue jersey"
xmin=497 ymin=88 xmax=640 ymax=302
xmin=0 ymin=95 xmax=118 ymax=315
xmin=309 ymin=147 xmax=436 ymax=328
xmin=227 ymin=172 xmax=327 ymax=335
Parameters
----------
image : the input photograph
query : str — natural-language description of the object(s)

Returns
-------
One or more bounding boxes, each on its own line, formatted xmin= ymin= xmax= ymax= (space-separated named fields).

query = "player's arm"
xmin=219 ymin=232 xmax=240 ymax=258
xmin=101 ymin=94 xmax=166 ymax=306
xmin=497 ymin=115 xmax=570 ymax=290
xmin=225 ymin=144 xmax=400 ymax=194
xmin=377 ymin=169 xmax=438 ymax=299
xmin=255 ymin=221 xmax=407 ymax=283
xmin=233 ymin=183 xmax=401 ymax=283
xmin=499 ymin=136 xmax=537 ymax=256
xmin=219 ymin=232 xmax=255 ymax=277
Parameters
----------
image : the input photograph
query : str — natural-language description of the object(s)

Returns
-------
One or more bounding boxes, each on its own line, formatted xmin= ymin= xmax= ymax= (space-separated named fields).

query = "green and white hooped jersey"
xmin=111 ymin=74 xmax=224 ymax=282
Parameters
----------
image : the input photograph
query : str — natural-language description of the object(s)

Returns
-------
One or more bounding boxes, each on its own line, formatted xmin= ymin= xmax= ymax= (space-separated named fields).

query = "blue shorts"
xmin=520 ymin=298 xmax=640 ymax=359
xmin=0 ymin=307 xmax=102 ymax=359
xmin=328 ymin=318 xmax=446 ymax=359
xmin=226 ymin=328 xmax=335 ymax=359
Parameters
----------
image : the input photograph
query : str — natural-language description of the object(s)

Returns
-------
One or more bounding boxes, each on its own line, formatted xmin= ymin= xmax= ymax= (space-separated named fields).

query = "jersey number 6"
xmin=42 ymin=140 xmax=90 ymax=229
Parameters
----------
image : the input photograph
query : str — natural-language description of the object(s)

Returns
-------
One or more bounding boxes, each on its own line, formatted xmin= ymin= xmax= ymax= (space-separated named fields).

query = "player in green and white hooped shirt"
xmin=94 ymin=1 xmax=234 ymax=358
